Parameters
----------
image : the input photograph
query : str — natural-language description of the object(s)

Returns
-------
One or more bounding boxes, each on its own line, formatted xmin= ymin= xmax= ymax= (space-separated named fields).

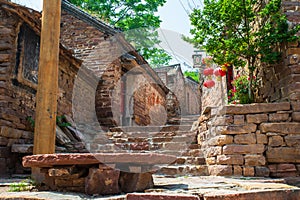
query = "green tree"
xmin=186 ymin=0 xmax=300 ymax=101
xmin=69 ymin=0 xmax=172 ymax=67
xmin=184 ymin=71 xmax=199 ymax=83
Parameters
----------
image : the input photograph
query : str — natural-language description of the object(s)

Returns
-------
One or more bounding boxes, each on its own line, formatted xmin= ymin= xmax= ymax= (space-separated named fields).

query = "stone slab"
xmin=260 ymin=123 xmax=300 ymax=134
xmin=126 ymin=193 xmax=200 ymax=200
xmin=22 ymin=153 xmax=177 ymax=168
xmin=223 ymin=102 xmax=291 ymax=115
xmin=204 ymin=190 xmax=300 ymax=200
xmin=266 ymin=147 xmax=300 ymax=163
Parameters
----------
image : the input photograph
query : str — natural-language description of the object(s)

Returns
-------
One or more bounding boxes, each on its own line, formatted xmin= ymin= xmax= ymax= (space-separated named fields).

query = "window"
xmin=15 ymin=23 xmax=40 ymax=89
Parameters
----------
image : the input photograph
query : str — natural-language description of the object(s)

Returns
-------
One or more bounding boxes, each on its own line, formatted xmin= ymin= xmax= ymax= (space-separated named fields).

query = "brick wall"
xmin=60 ymin=10 xmax=168 ymax=128
xmin=197 ymin=102 xmax=300 ymax=177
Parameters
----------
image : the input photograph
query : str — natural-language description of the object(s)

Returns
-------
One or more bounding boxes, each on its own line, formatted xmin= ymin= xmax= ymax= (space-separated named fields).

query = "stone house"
xmin=0 ymin=0 xmax=170 ymax=176
xmin=154 ymin=64 xmax=201 ymax=116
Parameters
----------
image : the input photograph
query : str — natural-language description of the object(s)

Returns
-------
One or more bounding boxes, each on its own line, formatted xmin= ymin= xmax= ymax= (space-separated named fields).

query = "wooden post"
xmin=33 ymin=0 xmax=61 ymax=155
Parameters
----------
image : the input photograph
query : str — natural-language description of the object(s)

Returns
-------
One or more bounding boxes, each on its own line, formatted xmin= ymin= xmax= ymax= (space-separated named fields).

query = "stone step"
xmin=157 ymin=164 xmax=208 ymax=176
xmin=95 ymin=135 xmax=196 ymax=145
xmin=110 ymin=125 xmax=192 ymax=133
xmin=107 ymin=130 xmax=196 ymax=138
xmin=89 ymin=142 xmax=198 ymax=153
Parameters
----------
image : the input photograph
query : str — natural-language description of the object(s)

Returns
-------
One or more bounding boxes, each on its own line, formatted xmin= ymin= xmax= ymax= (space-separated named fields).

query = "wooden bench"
xmin=22 ymin=153 xmax=176 ymax=195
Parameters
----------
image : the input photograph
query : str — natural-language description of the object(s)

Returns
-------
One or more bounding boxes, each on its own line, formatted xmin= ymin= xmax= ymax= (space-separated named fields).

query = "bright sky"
xmin=10 ymin=0 xmax=202 ymax=70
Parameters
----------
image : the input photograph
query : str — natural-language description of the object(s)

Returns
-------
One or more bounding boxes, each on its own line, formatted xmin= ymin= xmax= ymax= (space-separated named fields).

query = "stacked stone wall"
xmin=197 ymin=102 xmax=300 ymax=177
xmin=0 ymin=7 xmax=80 ymax=176
xmin=256 ymin=0 xmax=300 ymax=102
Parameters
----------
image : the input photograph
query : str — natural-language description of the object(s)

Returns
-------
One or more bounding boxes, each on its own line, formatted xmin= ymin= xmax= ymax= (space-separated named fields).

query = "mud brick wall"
xmin=197 ymin=102 xmax=300 ymax=177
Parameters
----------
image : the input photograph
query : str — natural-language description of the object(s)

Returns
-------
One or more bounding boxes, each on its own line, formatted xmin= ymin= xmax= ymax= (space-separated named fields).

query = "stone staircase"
xmin=81 ymin=115 xmax=208 ymax=176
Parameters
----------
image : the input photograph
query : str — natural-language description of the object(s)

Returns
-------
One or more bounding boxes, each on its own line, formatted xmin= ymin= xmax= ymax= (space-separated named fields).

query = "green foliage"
xmin=184 ymin=71 xmax=199 ymax=83
xmin=187 ymin=0 xmax=300 ymax=101
xmin=56 ymin=115 xmax=71 ymax=127
xmin=69 ymin=0 xmax=171 ymax=68
xmin=229 ymin=75 xmax=257 ymax=104
xmin=189 ymin=0 xmax=299 ymax=67
xmin=8 ymin=179 xmax=34 ymax=192
xmin=26 ymin=116 xmax=35 ymax=128
xmin=26 ymin=115 xmax=71 ymax=128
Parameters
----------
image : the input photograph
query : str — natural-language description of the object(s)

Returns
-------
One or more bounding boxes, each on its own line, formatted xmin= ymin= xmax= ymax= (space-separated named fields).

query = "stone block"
xmin=268 ymin=136 xmax=284 ymax=147
xmin=260 ymin=122 xmax=300 ymax=134
xmin=223 ymin=144 xmax=265 ymax=155
xmin=11 ymin=144 xmax=33 ymax=153
xmin=246 ymin=114 xmax=268 ymax=124
xmin=208 ymin=165 xmax=232 ymax=176
xmin=234 ymin=133 xmax=256 ymax=144
xmin=206 ymin=157 xmax=216 ymax=165
xmin=85 ymin=168 xmax=120 ymax=195
xmin=73 ymin=178 xmax=85 ymax=186
xmin=244 ymin=155 xmax=266 ymax=166
xmin=266 ymin=147 xmax=300 ymax=163
xmin=269 ymin=164 xmax=297 ymax=173
xmin=292 ymin=112 xmax=300 ymax=122
xmin=233 ymin=165 xmax=243 ymax=176
xmin=55 ymin=178 xmax=73 ymax=187
xmin=234 ymin=115 xmax=245 ymax=125
xmin=224 ymin=102 xmax=291 ymax=115
xmin=216 ymin=124 xmax=257 ymax=135
xmin=269 ymin=113 xmax=289 ymax=122
xmin=216 ymin=155 xmax=244 ymax=165
xmin=48 ymin=168 xmax=70 ymax=177
xmin=0 ymin=126 xmax=23 ymax=139
xmin=255 ymin=166 xmax=270 ymax=177
xmin=256 ymin=133 xmax=268 ymax=144
xmin=205 ymin=147 xmax=222 ymax=157
xmin=207 ymin=135 xmax=233 ymax=146
xmin=0 ymin=136 xmax=8 ymax=146
xmin=291 ymin=102 xmax=300 ymax=111
xmin=285 ymin=135 xmax=300 ymax=147
xmin=119 ymin=172 xmax=153 ymax=193
xmin=243 ymin=166 xmax=255 ymax=177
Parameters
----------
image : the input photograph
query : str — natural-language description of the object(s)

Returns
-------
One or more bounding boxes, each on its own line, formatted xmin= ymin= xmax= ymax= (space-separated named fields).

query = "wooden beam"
xmin=33 ymin=0 xmax=61 ymax=154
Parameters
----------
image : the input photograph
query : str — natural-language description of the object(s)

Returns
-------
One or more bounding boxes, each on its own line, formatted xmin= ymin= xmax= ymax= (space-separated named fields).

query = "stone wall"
xmin=133 ymin=83 xmax=166 ymax=126
xmin=201 ymin=76 xmax=227 ymax=109
xmin=197 ymin=102 xmax=300 ymax=177
xmin=60 ymin=10 xmax=168 ymax=128
xmin=256 ymin=0 xmax=300 ymax=102
xmin=0 ymin=6 xmax=81 ymax=176
xmin=185 ymin=78 xmax=201 ymax=115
